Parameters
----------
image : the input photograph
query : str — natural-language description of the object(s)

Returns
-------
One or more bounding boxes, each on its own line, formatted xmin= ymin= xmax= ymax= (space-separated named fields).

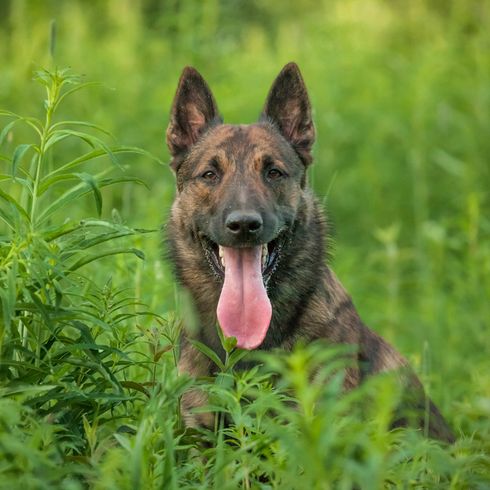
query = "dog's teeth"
xmin=219 ymin=246 xmax=225 ymax=268
xmin=261 ymin=244 xmax=268 ymax=269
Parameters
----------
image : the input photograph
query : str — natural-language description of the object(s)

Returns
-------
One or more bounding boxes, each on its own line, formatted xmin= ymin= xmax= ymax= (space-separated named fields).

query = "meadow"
xmin=0 ymin=0 xmax=489 ymax=488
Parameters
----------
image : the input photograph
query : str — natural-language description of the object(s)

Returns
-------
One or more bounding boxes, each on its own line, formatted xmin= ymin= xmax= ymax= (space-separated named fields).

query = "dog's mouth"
xmin=200 ymin=234 xmax=285 ymax=284
xmin=199 ymin=233 xmax=286 ymax=351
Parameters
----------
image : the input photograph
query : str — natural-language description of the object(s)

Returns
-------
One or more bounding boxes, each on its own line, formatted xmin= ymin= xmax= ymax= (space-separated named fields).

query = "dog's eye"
xmin=267 ymin=168 xmax=284 ymax=180
xmin=201 ymin=170 xmax=218 ymax=182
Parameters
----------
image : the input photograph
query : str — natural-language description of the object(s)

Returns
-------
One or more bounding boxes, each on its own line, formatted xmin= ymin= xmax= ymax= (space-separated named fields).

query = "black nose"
xmin=225 ymin=210 xmax=263 ymax=236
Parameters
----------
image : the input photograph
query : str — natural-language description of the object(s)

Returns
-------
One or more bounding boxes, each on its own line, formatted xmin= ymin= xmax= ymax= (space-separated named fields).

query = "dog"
xmin=164 ymin=62 xmax=455 ymax=443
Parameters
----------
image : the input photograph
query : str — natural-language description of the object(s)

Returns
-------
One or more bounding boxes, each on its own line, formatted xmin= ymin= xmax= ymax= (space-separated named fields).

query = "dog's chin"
xmin=198 ymin=231 xmax=287 ymax=286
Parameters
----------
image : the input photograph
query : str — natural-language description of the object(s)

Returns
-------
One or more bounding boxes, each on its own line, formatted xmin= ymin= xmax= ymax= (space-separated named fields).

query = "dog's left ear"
xmin=261 ymin=62 xmax=315 ymax=165
xmin=166 ymin=67 xmax=222 ymax=171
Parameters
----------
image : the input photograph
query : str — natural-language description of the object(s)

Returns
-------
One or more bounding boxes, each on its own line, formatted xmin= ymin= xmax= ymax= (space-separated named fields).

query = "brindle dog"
xmin=165 ymin=63 xmax=454 ymax=443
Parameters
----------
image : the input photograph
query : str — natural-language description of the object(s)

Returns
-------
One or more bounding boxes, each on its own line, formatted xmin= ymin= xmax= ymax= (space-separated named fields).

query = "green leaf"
xmin=0 ymin=384 xmax=58 ymax=397
xmin=0 ymin=258 xmax=17 ymax=330
xmin=28 ymin=290 xmax=54 ymax=331
xmin=0 ymin=173 xmax=33 ymax=189
xmin=43 ymin=130 xmax=72 ymax=150
xmin=41 ymin=220 xmax=80 ymax=241
xmin=98 ymin=175 xmax=148 ymax=188
xmin=12 ymin=143 xmax=36 ymax=178
xmin=38 ymin=172 xmax=83 ymax=195
xmin=223 ymin=336 xmax=238 ymax=353
xmin=53 ymin=81 xmax=103 ymax=111
xmin=121 ymin=381 xmax=150 ymax=397
xmin=0 ymin=189 xmax=30 ymax=223
xmin=78 ymin=219 xmax=155 ymax=232
xmin=226 ymin=348 xmax=249 ymax=370
xmin=44 ymin=129 xmax=97 ymax=151
xmin=39 ymin=163 xmax=116 ymax=195
xmin=59 ymin=342 xmax=128 ymax=360
xmin=0 ymin=113 xmax=42 ymax=139
xmin=0 ymin=110 xmax=19 ymax=117
xmin=189 ymin=339 xmax=225 ymax=371
xmin=60 ymin=230 xmax=138 ymax=257
xmin=45 ymin=148 xmax=111 ymax=175
xmin=45 ymin=126 xmax=114 ymax=153
xmin=37 ymin=174 xmax=148 ymax=226
xmin=43 ymin=219 xmax=153 ymax=242
xmin=0 ymin=205 xmax=14 ymax=230
xmin=161 ymin=419 xmax=178 ymax=490
xmin=33 ymin=69 xmax=53 ymax=86
xmin=74 ymin=172 xmax=103 ymax=216
xmin=50 ymin=120 xmax=115 ymax=139
xmin=0 ymin=361 xmax=48 ymax=375
xmin=36 ymin=178 xmax=104 ymax=225
xmin=0 ymin=119 xmax=19 ymax=145
xmin=215 ymin=372 xmax=234 ymax=390
xmin=46 ymin=146 xmax=163 ymax=178
xmin=67 ymin=247 xmax=145 ymax=272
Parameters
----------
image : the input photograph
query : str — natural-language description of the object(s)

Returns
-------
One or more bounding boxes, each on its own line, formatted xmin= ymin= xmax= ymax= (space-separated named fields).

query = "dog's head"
xmin=166 ymin=63 xmax=316 ymax=350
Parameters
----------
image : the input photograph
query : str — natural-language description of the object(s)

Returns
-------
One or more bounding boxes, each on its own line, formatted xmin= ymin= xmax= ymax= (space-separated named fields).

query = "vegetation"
xmin=0 ymin=1 xmax=489 ymax=488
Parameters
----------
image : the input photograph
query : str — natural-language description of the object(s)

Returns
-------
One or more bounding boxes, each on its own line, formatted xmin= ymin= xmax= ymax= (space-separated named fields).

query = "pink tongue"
xmin=217 ymin=246 xmax=272 ymax=350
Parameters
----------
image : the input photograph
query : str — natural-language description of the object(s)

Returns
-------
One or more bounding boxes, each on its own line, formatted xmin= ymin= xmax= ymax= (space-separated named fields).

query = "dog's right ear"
xmin=166 ymin=67 xmax=221 ymax=171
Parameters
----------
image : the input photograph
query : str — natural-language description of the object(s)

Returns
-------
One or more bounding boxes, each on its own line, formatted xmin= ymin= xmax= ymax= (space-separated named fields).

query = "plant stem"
xmin=30 ymin=75 xmax=59 ymax=230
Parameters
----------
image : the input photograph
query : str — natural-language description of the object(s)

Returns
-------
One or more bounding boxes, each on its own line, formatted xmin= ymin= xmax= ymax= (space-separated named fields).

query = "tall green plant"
xmin=0 ymin=69 xmax=163 ymax=481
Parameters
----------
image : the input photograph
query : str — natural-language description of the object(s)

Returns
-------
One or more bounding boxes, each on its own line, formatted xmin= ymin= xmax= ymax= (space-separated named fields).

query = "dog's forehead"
xmin=203 ymin=123 xmax=291 ymax=159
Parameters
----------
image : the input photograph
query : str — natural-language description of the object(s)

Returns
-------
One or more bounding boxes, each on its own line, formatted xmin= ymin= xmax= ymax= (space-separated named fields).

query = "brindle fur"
xmin=165 ymin=63 xmax=455 ymax=442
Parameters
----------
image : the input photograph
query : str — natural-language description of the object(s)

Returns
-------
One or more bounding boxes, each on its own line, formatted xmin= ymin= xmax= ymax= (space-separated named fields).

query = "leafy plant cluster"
xmin=0 ymin=68 xmax=166 ymax=487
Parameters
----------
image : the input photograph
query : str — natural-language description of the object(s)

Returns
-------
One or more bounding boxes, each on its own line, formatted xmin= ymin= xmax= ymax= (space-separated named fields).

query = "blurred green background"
xmin=1 ymin=0 xmax=489 ymax=436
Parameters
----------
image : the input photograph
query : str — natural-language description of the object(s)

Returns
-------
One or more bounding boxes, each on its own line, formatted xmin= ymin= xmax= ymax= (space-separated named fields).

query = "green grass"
xmin=0 ymin=0 xmax=489 ymax=488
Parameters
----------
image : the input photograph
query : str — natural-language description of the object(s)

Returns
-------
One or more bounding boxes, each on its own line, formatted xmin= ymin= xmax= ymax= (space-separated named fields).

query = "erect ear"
xmin=261 ymin=62 xmax=315 ymax=165
xmin=166 ymin=67 xmax=222 ymax=170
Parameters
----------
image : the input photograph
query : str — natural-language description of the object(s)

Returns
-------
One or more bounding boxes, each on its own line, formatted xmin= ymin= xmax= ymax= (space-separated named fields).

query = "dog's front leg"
xmin=178 ymin=338 xmax=215 ymax=428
